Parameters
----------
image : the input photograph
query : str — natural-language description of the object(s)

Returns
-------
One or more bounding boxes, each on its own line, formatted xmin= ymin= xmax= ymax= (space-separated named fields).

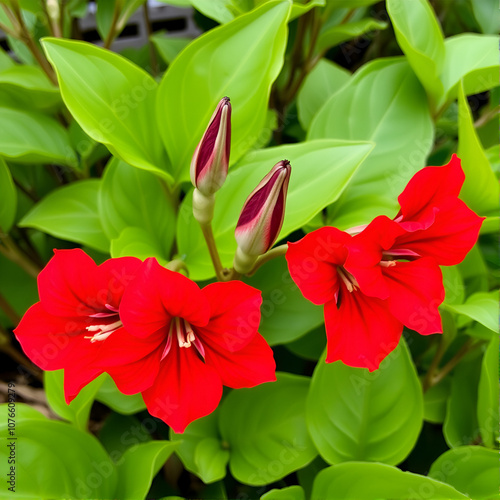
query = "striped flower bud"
xmin=233 ymin=160 xmax=291 ymax=273
xmin=190 ymin=97 xmax=231 ymax=197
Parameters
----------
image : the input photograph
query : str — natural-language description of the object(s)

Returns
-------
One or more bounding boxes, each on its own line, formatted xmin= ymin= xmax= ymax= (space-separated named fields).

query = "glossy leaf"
xmin=312 ymin=462 xmax=468 ymax=500
xmin=177 ymin=139 xmax=373 ymax=279
xmin=244 ymin=258 xmax=323 ymax=345
xmin=114 ymin=441 xmax=179 ymax=500
xmin=42 ymin=38 xmax=170 ymax=179
xmin=423 ymin=377 xmax=451 ymax=424
xmin=151 ymin=33 xmax=191 ymax=64
xmin=44 ymin=370 xmax=105 ymax=431
xmin=307 ymin=339 xmax=423 ymax=465
xmin=261 ymin=485 xmax=305 ymax=500
xmin=477 ymin=336 xmax=499 ymax=448
xmin=0 ymin=107 xmax=76 ymax=167
xmin=429 ymin=446 xmax=500 ymax=500
xmin=297 ymin=59 xmax=350 ymax=130
xmin=156 ymin=1 xmax=290 ymax=182
xmin=19 ymin=179 xmax=110 ymax=252
xmin=309 ymin=58 xmax=433 ymax=230
xmin=472 ymin=0 xmax=500 ymax=34
xmin=95 ymin=374 xmax=146 ymax=415
xmin=286 ymin=325 xmax=326 ymax=361
xmin=111 ymin=227 xmax=168 ymax=264
xmin=219 ymin=373 xmax=317 ymax=486
xmin=0 ymin=157 xmax=16 ymax=232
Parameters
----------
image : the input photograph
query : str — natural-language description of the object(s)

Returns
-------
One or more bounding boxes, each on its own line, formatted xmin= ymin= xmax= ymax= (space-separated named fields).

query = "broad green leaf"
xmin=95 ymin=374 xmax=146 ymax=414
xmin=423 ymin=377 xmax=451 ymax=424
xmin=42 ymin=38 xmax=170 ymax=179
xmin=297 ymin=59 xmax=350 ymax=130
xmin=443 ymin=291 xmax=499 ymax=335
xmin=0 ymin=107 xmax=76 ymax=167
xmin=219 ymin=373 xmax=317 ymax=486
xmin=177 ymin=139 xmax=373 ymax=280
xmin=458 ymin=244 xmax=489 ymax=294
xmin=44 ymin=370 xmax=105 ymax=431
xmin=325 ymin=0 xmax=379 ymax=6
xmin=0 ymin=408 xmax=118 ymax=499
xmin=309 ymin=58 xmax=433 ymax=230
xmin=477 ymin=336 xmax=499 ymax=448
xmin=441 ymin=34 xmax=499 ymax=102
xmin=472 ymin=0 xmax=500 ymax=34
xmin=261 ymin=485 xmax=305 ymax=500
xmin=151 ymin=33 xmax=191 ymax=64
xmin=156 ymin=1 xmax=290 ymax=182
xmin=0 ymin=65 xmax=61 ymax=110
xmin=99 ymin=158 xmax=176 ymax=258
xmin=20 ymin=179 xmax=110 ymax=252
xmin=97 ymin=0 xmax=146 ymax=42
xmin=114 ymin=441 xmax=178 ymax=500
xmin=312 ymin=462 xmax=468 ymax=500
xmin=0 ymin=157 xmax=16 ymax=232
xmin=457 ymin=81 xmax=499 ymax=216
xmin=442 ymin=265 xmax=465 ymax=306
xmin=307 ymin=339 xmax=423 ymax=465
xmin=170 ymin=409 xmax=229 ymax=484
xmin=286 ymin=325 xmax=326 ymax=361
xmin=0 ymin=48 xmax=15 ymax=71
xmin=443 ymin=349 xmax=483 ymax=447
xmin=244 ymin=258 xmax=323 ymax=345
xmin=111 ymin=227 xmax=168 ymax=263
xmin=386 ymin=0 xmax=445 ymax=109
xmin=429 ymin=446 xmax=500 ymax=500
xmin=316 ymin=18 xmax=387 ymax=53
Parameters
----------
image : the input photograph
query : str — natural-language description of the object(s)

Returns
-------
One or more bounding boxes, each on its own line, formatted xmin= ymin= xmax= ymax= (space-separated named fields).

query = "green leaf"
xmin=477 ymin=336 xmax=499 ymax=448
xmin=111 ymin=227 xmax=168 ymax=263
xmin=441 ymin=34 xmax=499 ymax=102
xmin=151 ymin=32 xmax=191 ymax=64
xmin=457 ymin=81 xmax=499 ymax=216
xmin=307 ymin=339 xmax=423 ymax=465
xmin=177 ymin=139 xmax=373 ymax=280
xmin=386 ymin=0 xmax=445 ymax=109
xmin=423 ymin=377 xmax=451 ymax=424
xmin=442 ymin=265 xmax=465 ymax=306
xmin=0 ymin=107 xmax=76 ymax=167
xmin=0 ymin=157 xmax=16 ymax=233
xmin=156 ymin=0 xmax=290 ymax=182
xmin=443 ymin=349 xmax=483 ymax=447
xmin=261 ymin=485 xmax=305 ymax=500
xmin=114 ymin=441 xmax=178 ymax=500
xmin=44 ymin=370 xmax=104 ymax=431
xmin=472 ymin=0 xmax=500 ymax=34
xmin=312 ymin=462 xmax=469 ymax=500
xmin=99 ymin=157 xmax=176 ymax=258
xmin=443 ymin=291 xmax=499 ymax=335
xmin=0 ymin=65 xmax=61 ymax=110
xmin=19 ymin=179 xmax=110 ymax=252
xmin=0 ymin=48 xmax=15 ymax=71
xmin=297 ymin=59 xmax=350 ymax=130
xmin=219 ymin=373 xmax=317 ymax=486
xmin=97 ymin=0 xmax=146 ymax=41
xmin=286 ymin=325 xmax=326 ymax=361
xmin=95 ymin=374 xmax=147 ymax=414
xmin=316 ymin=18 xmax=387 ymax=53
xmin=244 ymin=258 xmax=323 ymax=345
xmin=170 ymin=409 xmax=229 ymax=484
xmin=309 ymin=58 xmax=433 ymax=230
xmin=429 ymin=446 xmax=500 ymax=500
xmin=42 ymin=38 xmax=170 ymax=180
xmin=325 ymin=0 xmax=379 ymax=6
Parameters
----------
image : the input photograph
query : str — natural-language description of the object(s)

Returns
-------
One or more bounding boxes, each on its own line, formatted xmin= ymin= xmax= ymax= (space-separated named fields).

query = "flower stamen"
xmin=85 ymin=319 xmax=122 ymax=342
xmin=337 ymin=267 xmax=359 ymax=293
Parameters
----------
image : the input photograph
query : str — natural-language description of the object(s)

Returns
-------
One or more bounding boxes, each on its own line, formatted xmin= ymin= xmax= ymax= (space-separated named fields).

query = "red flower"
xmin=286 ymin=220 xmax=444 ymax=371
xmin=390 ymin=154 xmax=484 ymax=265
xmin=116 ymin=258 xmax=276 ymax=433
xmin=14 ymin=249 xmax=148 ymax=403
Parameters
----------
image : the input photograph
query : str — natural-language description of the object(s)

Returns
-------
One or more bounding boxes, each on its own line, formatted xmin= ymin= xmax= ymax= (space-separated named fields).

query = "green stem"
xmin=0 ymin=292 xmax=20 ymax=326
xmin=0 ymin=231 xmax=42 ymax=279
xmin=103 ymin=1 xmax=121 ymax=49
xmin=142 ymin=2 xmax=158 ymax=77
xmin=199 ymin=222 xmax=226 ymax=281
xmin=247 ymin=244 xmax=288 ymax=276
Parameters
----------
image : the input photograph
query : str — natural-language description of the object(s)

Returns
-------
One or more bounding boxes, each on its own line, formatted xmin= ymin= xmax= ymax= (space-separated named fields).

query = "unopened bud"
xmin=190 ymin=96 xmax=231 ymax=197
xmin=233 ymin=160 xmax=291 ymax=274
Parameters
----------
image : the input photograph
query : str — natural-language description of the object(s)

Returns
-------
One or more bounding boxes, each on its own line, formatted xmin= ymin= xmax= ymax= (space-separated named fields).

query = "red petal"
xmin=64 ymin=364 xmax=104 ymax=404
xmin=120 ymin=258 xmax=210 ymax=338
xmin=142 ymin=346 xmax=222 ymax=433
xmin=324 ymin=285 xmax=403 ymax=371
xmin=397 ymin=154 xmax=465 ymax=231
xmin=394 ymin=197 xmax=484 ymax=265
xmin=286 ymin=227 xmax=351 ymax=305
xmin=199 ymin=281 xmax=262 ymax=352
xmin=383 ymin=258 xmax=444 ymax=335
xmin=203 ymin=333 xmax=276 ymax=388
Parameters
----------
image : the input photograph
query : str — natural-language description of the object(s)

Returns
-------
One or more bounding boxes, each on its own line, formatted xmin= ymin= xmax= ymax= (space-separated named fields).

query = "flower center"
xmin=84 ymin=304 xmax=122 ymax=343
xmin=337 ymin=267 xmax=359 ymax=293
xmin=161 ymin=317 xmax=205 ymax=360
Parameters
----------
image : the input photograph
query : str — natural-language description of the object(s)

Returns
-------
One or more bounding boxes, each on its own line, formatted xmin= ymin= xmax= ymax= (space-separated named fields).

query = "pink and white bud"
xmin=234 ymin=160 xmax=291 ymax=273
xmin=190 ymin=96 xmax=231 ymax=197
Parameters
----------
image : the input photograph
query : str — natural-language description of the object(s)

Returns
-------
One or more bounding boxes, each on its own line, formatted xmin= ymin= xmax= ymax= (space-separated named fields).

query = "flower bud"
xmin=190 ymin=96 xmax=231 ymax=197
xmin=233 ymin=160 xmax=291 ymax=273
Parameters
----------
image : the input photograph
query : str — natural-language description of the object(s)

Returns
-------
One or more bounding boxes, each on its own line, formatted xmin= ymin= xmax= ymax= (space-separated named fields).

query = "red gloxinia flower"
xmin=14 ymin=249 xmax=148 ymax=403
xmin=115 ymin=258 xmax=276 ymax=433
xmin=390 ymin=154 xmax=484 ymax=265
